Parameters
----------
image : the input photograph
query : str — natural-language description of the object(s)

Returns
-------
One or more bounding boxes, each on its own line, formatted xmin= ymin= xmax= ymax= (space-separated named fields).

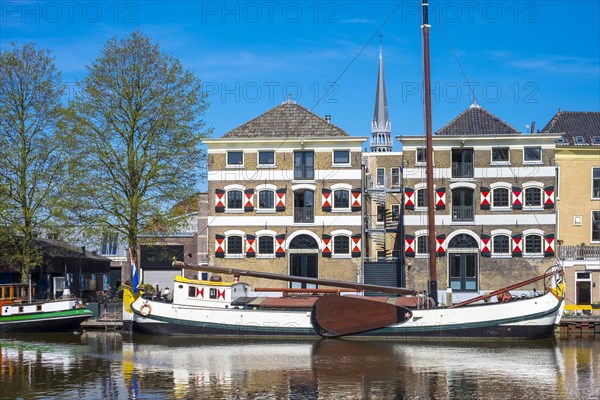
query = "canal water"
xmin=1 ymin=332 xmax=598 ymax=399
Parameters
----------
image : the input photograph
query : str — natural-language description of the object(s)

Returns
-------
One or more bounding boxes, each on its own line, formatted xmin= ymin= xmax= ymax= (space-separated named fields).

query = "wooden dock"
xmin=556 ymin=316 xmax=600 ymax=339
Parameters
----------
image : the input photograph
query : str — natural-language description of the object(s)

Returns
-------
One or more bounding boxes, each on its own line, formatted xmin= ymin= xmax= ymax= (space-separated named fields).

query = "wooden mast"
xmin=422 ymin=0 xmax=438 ymax=305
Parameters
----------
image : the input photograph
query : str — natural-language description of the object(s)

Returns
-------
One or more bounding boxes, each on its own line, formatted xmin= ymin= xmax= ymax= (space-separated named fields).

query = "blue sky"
xmin=2 ymin=0 xmax=599 ymax=148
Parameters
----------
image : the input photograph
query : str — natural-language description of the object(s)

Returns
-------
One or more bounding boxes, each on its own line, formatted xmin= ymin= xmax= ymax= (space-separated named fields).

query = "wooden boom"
xmin=172 ymin=261 xmax=417 ymax=296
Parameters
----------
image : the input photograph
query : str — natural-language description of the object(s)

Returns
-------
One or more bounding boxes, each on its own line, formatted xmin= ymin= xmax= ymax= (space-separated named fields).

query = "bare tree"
xmin=0 ymin=43 xmax=68 ymax=283
xmin=71 ymin=32 xmax=211 ymax=282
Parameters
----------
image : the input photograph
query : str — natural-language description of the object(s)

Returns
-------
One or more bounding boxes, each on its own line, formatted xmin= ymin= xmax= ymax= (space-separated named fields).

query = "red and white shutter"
xmin=351 ymin=234 xmax=361 ymax=258
xmin=275 ymin=234 xmax=286 ymax=257
xmin=322 ymin=188 xmax=332 ymax=212
xmin=512 ymin=234 xmax=523 ymax=257
xmin=544 ymin=186 xmax=555 ymax=209
xmin=480 ymin=187 xmax=491 ymax=210
xmin=246 ymin=234 xmax=255 ymax=257
xmin=322 ymin=234 xmax=332 ymax=258
xmin=244 ymin=189 xmax=254 ymax=212
xmin=351 ymin=188 xmax=362 ymax=211
xmin=215 ymin=234 xmax=225 ymax=258
xmin=544 ymin=234 xmax=555 ymax=257
xmin=512 ymin=187 xmax=523 ymax=210
xmin=404 ymin=188 xmax=415 ymax=210
xmin=215 ymin=189 xmax=225 ymax=212
xmin=275 ymin=189 xmax=286 ymax=211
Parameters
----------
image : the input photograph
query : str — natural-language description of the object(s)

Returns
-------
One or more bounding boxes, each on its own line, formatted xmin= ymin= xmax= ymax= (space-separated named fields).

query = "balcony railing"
xmin=452 ymin=162 xmax=474 ymax=178
xmin=452 ymin=205 xmax=474 ymax=222
xmin=293 ymin=166 xmax=314 ymax=180
xmin=294 ymin=207 xmax=314 ymax=223
xmin=559 ymin=245 xmax=600 ymax=260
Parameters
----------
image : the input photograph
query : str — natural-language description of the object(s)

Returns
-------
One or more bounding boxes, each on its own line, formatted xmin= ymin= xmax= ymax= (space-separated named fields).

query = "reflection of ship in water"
xmin=124 ymin=336 xmax=588 ymax=399
xmin=1 ymin=334 xmax=598 ymax=399
xmin=0 ymin=331 xmax=125 ymax=399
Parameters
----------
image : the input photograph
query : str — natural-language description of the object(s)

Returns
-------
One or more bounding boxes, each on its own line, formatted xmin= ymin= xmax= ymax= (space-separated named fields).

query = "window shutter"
xmin=275 ymin=234 xmax=286 ymax=257
xmin=404 ymin=188 xmax=415 ymax=210
xmin=275 ymin=189 xmax=286 ymax=212
xmin=544 ymin=234 xmax=555 ymax=257
xmin=480 ymin=187 xmax=491 ymax=210
xmin=322 ymin=188 xmax=332 ymax=212
xmin=512 ymin=234 xmax=523 ymax=257
xmin=435 ymin=188 xmax=446 ymax=210
xmin=481 ymin=234 xmax=491 ymax=257
xmin=322 ymin=234 xmax=332 ymax=258
xmin=215 ymin=189 xmax=225 ymax=213
xmin=405 ymin=234 xmax=415 ymax=257
xmin=244 ymin=189 xmax=254 ymax=212
xmin=246 ymin=234 xmax=255 ymax=258
xmin=351 ymin=234 xmax=362 ymax=258
xmin=512 ymin=186 xmax=523 ymax=210
xmin=215 ymin=234 xmax=225 ymax=258
xmin=351 ymin=188 xmax=362 ymax=211
xmin=544 ymin=186 xmax=555 ymax=209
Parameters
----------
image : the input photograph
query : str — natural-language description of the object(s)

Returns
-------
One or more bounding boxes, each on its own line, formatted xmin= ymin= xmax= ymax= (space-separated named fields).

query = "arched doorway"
xmin=447 ymin=233 xmax=479 ymax=292
xmin=289 ymin=234 xmax=319 ymax=289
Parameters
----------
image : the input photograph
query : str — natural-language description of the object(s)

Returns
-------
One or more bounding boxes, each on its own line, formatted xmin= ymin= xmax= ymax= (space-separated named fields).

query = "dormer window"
xmin=575 ymin=136 xmax=585 ymax=144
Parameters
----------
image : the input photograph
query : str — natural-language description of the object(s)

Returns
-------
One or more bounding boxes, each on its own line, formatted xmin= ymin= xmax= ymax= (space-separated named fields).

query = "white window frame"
xmin=491 ymin=146 xmax=510 ymax=165
xmin=256 ymin=235 xmax=276 ymax=258
xmin=391 ymin=167 xmax=400 ymax=187
xmin=592 ymin=210 xmax=600 ymax=243
xmin=257 ymin=189 xmax=276 ymax=212
xmin=224 ymin=230 xmax=245 ymax=259
xmin=592 ymin=167 xmax=600 ymax=200
xmin=226 ymin=150 xmax=244 ymax=167
xmin=257 ymin=150 xmax=275 ymax=168
xmin=523 ymin=146 xmax=542 ymax=164
xmin=332 ymin=150 xmax=351 ymax=167
xmin=491 ymin=234 xmax=511 ymax=257
xmin=490 ymin=183 xmax=512 ymax=211
xmin=331 ymin=229 xmax=352 ymax=259
xmin=522 ymin=182 xmax=544 ymax=211
xmin=376 ymin=168 xmax=385 ymax=186
xmin=522 ymin=229 xmax=544 ymax=258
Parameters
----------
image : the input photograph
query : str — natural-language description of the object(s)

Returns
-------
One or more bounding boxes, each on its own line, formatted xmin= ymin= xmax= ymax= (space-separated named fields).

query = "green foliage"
xmin=0 ymin=43 xmax=70 ymax=282
xmin=70 ymin=32 xmax=211 ymax=279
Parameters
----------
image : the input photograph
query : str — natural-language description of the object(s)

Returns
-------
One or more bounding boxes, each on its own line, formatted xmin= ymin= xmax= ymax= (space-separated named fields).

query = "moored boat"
xmin=0 ymin=283 xmax=93 ymax=333
xmin=125 ymin=263 xmax=565 ymax=340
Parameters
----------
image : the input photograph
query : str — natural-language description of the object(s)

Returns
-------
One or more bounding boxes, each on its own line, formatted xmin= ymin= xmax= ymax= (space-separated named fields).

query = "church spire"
xmin=371 ymin=37 xmax=392 ymax=152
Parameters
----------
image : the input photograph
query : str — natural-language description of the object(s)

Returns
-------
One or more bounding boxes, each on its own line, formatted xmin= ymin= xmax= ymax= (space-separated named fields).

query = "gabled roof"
xmin=222 ymin=100 xmax=349 ymax=138
xmin=540 ymin=111 xmax=600 ymax=146
xmin=435 ymin=103 xmax=520 ymax=136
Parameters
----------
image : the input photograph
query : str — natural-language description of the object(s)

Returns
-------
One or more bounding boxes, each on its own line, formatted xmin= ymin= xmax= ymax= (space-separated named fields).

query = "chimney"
xmin=530 ymin=122 xmax=535 ymax=134
xmin=325 ymin=115 xmax=331 ymax=123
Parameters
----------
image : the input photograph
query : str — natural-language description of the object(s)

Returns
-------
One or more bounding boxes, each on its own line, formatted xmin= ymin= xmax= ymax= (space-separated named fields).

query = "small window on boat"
xmin=19 ymin=306 xmax=24 ymax=313
xmin=188 ymin=286 xmax=196 ymax=297
xmin=36 ymin=304 xmax=42 ymax=311
xmin=209 ymin=288 xmax=217 ymax=299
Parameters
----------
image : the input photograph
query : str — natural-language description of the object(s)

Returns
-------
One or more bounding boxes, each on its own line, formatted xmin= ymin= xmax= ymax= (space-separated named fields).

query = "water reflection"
xmin=1 ymin=332 xmax=598 ymax=399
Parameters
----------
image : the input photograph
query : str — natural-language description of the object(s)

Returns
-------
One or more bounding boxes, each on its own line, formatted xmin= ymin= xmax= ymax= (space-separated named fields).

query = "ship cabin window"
xmin=36 ymin=304 xmax=42 ymax=311
xmin=188 ymin=286 xmax=196 ymax=297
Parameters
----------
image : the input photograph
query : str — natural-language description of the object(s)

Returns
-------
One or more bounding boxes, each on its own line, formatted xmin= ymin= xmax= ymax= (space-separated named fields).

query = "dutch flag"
xmin=131 ymin=255 xmax=139 ymax=296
